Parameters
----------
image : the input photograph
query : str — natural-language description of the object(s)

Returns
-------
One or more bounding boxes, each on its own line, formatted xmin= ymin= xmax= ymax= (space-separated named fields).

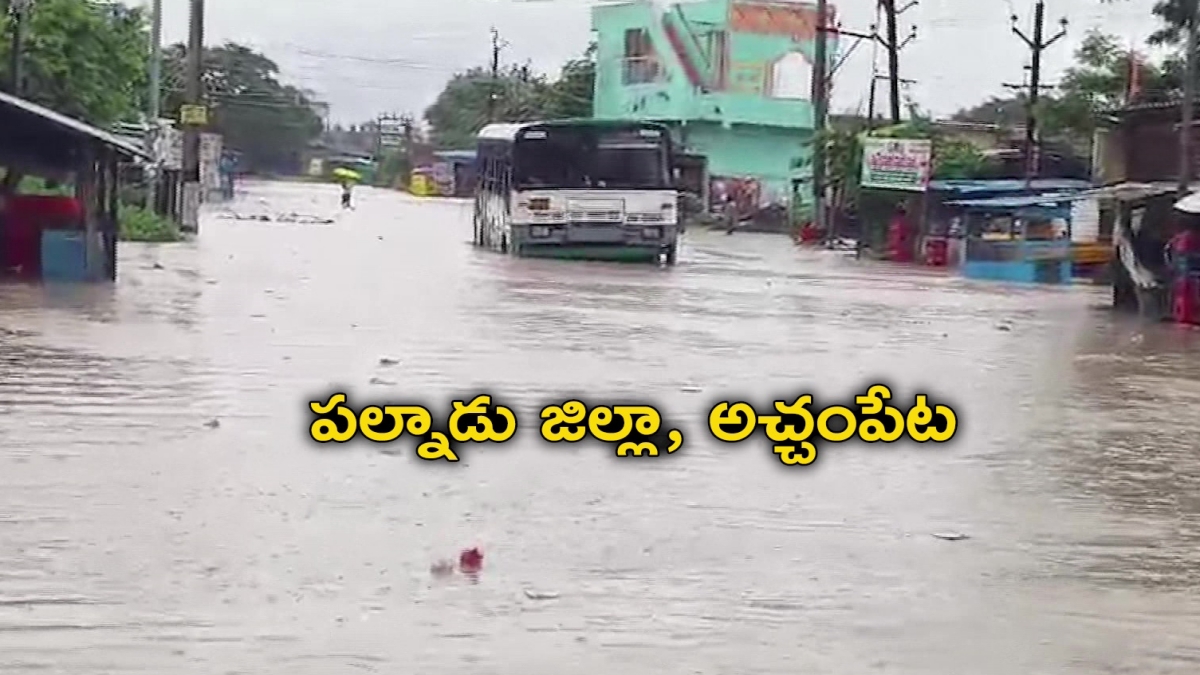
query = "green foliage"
xmin=375 ymin=150 xmax=412 ymax=189
xmin=1145 ymin=0 xmax=1194 ymax=45
xmin=161 ymin=43 xmax=324 ymax=174
xmin=424 ymin=45 xmax=596 ymax=149
xmin=16 ymin=176 xmax=72 ymax=196
xmin=932 ymin=138 xmax=985 ymax=180
xmin=0 ymin=0 xmax=149 ymax=125
xmin=119 ymin=204 xmax=181 ymax=242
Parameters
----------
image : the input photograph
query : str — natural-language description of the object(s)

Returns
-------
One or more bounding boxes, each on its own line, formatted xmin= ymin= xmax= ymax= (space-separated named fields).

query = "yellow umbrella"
xmin=332 ymin=167 xmax=361 ymax=182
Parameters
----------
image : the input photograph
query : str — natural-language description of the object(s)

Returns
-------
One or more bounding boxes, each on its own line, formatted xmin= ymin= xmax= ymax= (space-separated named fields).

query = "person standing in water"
xmin=340 ymin=180 xmax=353 ymax=209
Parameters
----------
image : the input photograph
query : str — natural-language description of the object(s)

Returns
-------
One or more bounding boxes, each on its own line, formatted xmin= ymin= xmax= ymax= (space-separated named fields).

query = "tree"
xmin=424 ymin=46 xmax=597 ymax=149
xmin=543 ymin=42 xmax=596 ymax=119
xmin=161 ymin=42 xmax=324 ymax=174
xmin=0 ymin=0 xmax=149 ymax=126
xmin=424 ymin=65 xmax=554 ymax=149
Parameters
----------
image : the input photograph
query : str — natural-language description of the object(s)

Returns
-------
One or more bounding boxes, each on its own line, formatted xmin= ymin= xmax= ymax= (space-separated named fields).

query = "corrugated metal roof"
xmin=945 ymin=192 xmax=1080 ymax=209
xmin=929 ymin=178 xmax=1091 ymax=194
xmin=0 ymin=90 xmax=148 ymax=158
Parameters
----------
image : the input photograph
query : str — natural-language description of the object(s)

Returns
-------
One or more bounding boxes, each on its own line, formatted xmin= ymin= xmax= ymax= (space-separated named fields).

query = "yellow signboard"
xmin=179 ymin=105 xmax=208 ymax=126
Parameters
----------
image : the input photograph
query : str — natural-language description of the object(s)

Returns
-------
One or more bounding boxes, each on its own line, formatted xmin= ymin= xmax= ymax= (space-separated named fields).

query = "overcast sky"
xmin=148 ymin=0 xmax=1165 ymax=124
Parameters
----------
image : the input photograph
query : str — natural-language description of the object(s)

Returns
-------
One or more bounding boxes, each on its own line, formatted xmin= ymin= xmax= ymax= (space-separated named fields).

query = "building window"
xmin=705 ymin=31 xmax=728 ymax=89
xmin=768 ymin=51 xmax=812 ymax=100
xmin=623 ymin=28 xmax=662 ymax=85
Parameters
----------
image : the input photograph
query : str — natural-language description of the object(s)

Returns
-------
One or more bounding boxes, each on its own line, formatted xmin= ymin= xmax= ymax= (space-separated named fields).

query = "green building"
xmin=591 ymin=0 xmax=836 ymax=216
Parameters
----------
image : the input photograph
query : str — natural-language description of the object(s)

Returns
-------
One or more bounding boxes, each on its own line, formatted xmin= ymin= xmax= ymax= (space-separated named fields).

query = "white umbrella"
xmin=1174 ymin=191 xmax=1200 ymax=214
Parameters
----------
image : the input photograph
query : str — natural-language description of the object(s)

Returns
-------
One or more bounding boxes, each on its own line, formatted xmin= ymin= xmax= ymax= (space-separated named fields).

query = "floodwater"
xmin=2 ymin=179 xmax=1200 ymax=674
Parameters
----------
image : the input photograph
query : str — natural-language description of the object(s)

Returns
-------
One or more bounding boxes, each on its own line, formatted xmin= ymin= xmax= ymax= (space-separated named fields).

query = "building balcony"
xmin=685 ymin=91 xmax=813 ymax=130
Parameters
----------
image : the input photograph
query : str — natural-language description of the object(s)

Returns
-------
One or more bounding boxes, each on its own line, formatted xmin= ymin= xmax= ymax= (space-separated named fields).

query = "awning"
xmin=0 ymin=90 xmax=147 ymax=175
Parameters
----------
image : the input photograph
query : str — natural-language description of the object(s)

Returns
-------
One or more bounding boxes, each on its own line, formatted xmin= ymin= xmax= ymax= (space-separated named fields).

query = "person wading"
xmin=340 ymin=180 xmax=353 ymax=209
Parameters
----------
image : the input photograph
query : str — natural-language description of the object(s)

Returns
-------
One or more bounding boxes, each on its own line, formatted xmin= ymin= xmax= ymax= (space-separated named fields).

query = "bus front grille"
xmin=568 ymin=210 xmax=622 ymax=222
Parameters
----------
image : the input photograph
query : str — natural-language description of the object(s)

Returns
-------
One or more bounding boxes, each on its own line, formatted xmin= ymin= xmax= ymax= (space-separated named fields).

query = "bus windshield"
xmin=513 ymin=126 xmax=671 ymax=191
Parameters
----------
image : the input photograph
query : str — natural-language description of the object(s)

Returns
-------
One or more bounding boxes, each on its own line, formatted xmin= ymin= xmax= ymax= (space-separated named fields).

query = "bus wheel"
xmin=664 ymin=242 xmax=678 ymax=266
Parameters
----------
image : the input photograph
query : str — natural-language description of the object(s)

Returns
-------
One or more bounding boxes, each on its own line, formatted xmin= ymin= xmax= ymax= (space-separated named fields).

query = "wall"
xmin=1116 ymin=104 xmax=1200 ymax=183
xmin=592 ymin=0 xmax=823 ymax=129
xmin=681 ymin=121 xmax=810 ymax=207
xmin=592 ymin=0 xmax=826 ymax=210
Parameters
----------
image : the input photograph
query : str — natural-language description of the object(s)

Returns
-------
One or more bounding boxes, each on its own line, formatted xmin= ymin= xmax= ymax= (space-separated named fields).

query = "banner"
xmin=860 ymin=137 xmax=932 ymax=192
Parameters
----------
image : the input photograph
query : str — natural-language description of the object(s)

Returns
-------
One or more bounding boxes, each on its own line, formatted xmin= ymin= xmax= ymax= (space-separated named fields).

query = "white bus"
xmin=473 ymin=120 xmax=681 ymax=264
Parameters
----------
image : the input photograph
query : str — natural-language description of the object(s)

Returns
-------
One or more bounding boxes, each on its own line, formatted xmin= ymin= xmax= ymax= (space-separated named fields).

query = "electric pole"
xmin=148 ymin=0 xmax=162 ymax=121
xmin=812 ymin=0 xmax=829 ymax=238
xmin=1179 ymin=0 xmax=1197 ymax=195
xmin=146 ymin=0 xmax=163 ymax=212
xmin=1011 ymin=1 xmax=1067 ymax=184
xmin=181 ymin=0 xmax=205 ymax=233
xmin=881 ymin=0 xmax=901 ymax=124
xmin=487 ymin=28 xmax=506 ymax=123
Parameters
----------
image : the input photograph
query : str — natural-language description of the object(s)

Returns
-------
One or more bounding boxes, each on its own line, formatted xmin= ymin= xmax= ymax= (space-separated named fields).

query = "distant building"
xmin=591 ymin=0 xmax=835 ymax=213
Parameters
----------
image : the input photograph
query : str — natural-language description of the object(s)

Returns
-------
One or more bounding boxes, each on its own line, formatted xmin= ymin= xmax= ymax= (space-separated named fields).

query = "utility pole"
xmin=146 ymin=0 xmax=163 ymax=213
xmin=881 ymin=0 xmax=901 ymax=124
xmin=1011 ymin=1 xmax=1067 ymax=184
xmin=7 ymin=0 xmax=30 ymax=96
xmin=148 ymin=0 xmax=162 ymax=121
xmin=181 ymin=0 xmax=205 ymax=233
xmin=812 ymin=0 xmax=829 ymax=239
xmin=487 ymin=28 xmax=505 ymax=123
xmin=1179 ymin=0 xmax=1197 ymax=195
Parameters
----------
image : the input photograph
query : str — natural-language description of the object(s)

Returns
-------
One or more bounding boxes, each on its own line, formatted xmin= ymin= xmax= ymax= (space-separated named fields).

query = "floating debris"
xmin=680 ymin=384 xmax=704 ymax=394
xmin=204 ymin=419 xmax=221 ymax=429
xmin=459 ymin=547 xmax=484 ymax=574
xmin=430 ymin=560 xmax=455 ymax=577
xmin=931 ymin=532 xmax=969 ymax=541
xmin=379 ymin=357 xmax=401 ymax=367
xmin=523 ymin=589 xmax=560 ymax=601
xmin=368 ymin=377 xmax=396 ymax=386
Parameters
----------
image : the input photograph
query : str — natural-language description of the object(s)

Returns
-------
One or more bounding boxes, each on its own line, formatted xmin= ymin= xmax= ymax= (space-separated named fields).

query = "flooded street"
xmin=3 ymin=179 xmax=1200 ymax=673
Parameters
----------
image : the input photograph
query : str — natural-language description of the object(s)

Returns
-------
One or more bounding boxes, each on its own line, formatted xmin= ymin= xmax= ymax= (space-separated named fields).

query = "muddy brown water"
xmin=1 ymin=180 xmax=1199 ymax=673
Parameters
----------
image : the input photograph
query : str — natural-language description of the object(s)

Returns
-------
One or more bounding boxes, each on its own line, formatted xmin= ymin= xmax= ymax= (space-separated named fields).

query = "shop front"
xmin=0 ymin=91 xmax=147 ymax=283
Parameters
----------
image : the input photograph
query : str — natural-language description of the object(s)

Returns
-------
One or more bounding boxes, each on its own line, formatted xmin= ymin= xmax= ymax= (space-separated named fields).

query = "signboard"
xmin=200 ymin=133 xmax=223 ymax=193
xmin=156 ymin=125 xmax=183 ymax=170
xmin=859 ymin=137 xmax=932 ymax=192
xmin=179 ymin=104 xmax=208 ymax=126
xmin=378 ymin=120 xmax=406 ymax=148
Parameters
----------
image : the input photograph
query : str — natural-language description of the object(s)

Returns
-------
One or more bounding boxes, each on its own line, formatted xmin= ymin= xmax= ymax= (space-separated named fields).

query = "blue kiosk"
xmin=940 ymin=183 xmax=1087 ymax=285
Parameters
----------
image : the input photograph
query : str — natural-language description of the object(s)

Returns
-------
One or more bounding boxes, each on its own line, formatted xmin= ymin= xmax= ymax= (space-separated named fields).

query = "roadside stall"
xmin=858 ymin=136 xmax=933 ymax=262
xmin=0 ymin=90 xmax=147 ymax=282
xmin=431 ymin=150 xmax=477 ymax=197
xmin=947 ymin=192 xmax=1077 ymax=284
xmin=1066 ymin=182 xmax=1177 ymax=315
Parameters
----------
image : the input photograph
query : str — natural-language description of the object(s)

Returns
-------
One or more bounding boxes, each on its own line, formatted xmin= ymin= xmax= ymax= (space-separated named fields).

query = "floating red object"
xmin=459 ymin=547 xmax=484 ymax=573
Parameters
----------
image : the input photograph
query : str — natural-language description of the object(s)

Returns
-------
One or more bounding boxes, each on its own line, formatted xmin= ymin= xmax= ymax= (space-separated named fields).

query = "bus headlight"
xmin=642 ymin=226 xmax=662 ymax=239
